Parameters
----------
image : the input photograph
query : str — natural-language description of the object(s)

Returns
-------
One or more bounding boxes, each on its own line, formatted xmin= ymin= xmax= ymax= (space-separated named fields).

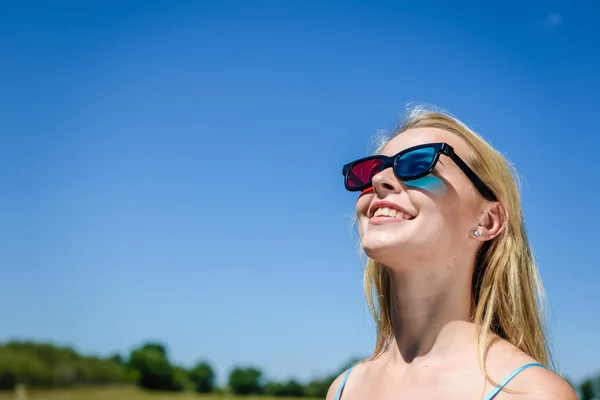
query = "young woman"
xmin=329 ymin=107 xmax=576 ymax=399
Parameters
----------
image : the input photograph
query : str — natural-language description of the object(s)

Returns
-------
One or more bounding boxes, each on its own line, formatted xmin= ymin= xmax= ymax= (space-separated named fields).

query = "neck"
xmin=383 ymin=259 xmax=476 ymax=366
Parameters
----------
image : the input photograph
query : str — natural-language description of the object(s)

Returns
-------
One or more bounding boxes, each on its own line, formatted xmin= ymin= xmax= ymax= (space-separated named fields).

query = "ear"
xmin=473 ymin=202 xmax=506 ymax=241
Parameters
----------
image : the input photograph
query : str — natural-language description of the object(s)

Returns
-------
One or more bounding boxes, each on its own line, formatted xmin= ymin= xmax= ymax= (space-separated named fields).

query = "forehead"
xmin=381 ymin=127 xmax=472 ymax=160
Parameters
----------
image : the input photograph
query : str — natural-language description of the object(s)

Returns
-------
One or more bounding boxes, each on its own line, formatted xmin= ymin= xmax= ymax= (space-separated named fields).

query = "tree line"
xmin=1 ymin=340 xmax=599 ymax=399
xmin=0 ymin=340 xmax=356 ymax=398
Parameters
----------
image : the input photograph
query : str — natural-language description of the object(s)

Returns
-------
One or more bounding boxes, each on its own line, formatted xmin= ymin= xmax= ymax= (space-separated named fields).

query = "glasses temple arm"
xmin=449 ymin=153 xmax=497 ymax=201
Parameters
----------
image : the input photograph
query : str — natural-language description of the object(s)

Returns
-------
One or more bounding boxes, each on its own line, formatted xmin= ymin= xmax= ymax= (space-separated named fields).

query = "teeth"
xmin=373 ymin=207 xmax=412 ymax=219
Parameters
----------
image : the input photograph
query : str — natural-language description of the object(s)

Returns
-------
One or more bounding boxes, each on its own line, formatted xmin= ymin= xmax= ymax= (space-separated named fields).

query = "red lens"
xmin=347 ymin=159 xmax=384 ymax=188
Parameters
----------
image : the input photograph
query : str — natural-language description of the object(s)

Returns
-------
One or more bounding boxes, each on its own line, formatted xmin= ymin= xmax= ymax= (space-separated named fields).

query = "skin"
xmin=327 ymin=127 xmax=577 ymax=399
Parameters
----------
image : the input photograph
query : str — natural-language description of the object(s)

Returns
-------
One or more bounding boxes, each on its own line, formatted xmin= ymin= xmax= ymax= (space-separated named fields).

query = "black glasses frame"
xmin=341 ymin=142 xmax=497 ymax=201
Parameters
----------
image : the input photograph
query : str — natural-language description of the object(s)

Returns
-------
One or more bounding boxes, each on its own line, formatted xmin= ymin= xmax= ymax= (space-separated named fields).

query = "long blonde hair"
xmin=361 ymin=105 xmax=552 ymax=377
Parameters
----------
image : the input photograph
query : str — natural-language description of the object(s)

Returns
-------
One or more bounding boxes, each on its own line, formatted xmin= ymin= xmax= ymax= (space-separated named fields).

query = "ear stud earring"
xmin=473 ymin=230 xmax=481 ymax=237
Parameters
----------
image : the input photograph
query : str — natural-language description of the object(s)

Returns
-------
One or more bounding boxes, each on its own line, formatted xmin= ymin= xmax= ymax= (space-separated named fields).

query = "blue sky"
xmin=1 ymin=0 xmax=599 ymax=385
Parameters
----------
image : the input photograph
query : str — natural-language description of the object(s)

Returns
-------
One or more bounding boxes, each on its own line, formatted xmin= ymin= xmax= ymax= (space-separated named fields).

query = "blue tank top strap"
xmin=333 ymin=365 xmax=356 ymax=400
xmin=483 ymin=363 xmax=546 ymax=400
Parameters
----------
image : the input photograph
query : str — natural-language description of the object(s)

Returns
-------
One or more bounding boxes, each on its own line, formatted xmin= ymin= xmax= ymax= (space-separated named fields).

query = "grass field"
xmin=0 ymin=387 xmax=316 ymax=400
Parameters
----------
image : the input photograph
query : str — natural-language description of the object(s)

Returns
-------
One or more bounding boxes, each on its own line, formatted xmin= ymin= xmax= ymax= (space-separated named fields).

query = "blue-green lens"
xmin=396 ymin=147 xmax=436 ymax=178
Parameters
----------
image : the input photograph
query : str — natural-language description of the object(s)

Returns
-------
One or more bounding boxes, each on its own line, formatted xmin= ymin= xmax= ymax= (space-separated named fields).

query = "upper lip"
xmin=368 ymin=200 xmax=415 ymax=219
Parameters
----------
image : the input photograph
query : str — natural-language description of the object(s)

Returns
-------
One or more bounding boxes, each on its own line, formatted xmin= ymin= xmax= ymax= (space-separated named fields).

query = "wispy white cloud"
xmin=544 ymin=12 xmax=563 ymax=28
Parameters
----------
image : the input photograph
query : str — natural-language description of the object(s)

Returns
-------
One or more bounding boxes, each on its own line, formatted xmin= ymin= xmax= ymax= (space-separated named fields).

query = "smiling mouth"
xmin=372 ymin=207 xmax=414 ymax=220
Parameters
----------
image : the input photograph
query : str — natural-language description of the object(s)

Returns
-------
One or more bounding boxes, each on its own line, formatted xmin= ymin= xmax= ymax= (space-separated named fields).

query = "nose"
xmin=371 ymin=167 xmax=403 ymax=195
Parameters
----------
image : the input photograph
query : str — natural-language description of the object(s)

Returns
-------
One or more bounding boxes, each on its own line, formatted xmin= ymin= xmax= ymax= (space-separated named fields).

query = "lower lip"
xmin=369 ymin=216 xmax=411 ymax=225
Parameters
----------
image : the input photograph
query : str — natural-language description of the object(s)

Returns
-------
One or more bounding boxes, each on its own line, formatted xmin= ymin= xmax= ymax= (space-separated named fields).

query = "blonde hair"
xmin=361 ymin=105 xmax=552 ymax=380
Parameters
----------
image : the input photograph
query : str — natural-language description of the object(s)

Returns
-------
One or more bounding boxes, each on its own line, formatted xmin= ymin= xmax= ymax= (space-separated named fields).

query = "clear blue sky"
xmin=1 ymin=0 xmax=599 ymax=386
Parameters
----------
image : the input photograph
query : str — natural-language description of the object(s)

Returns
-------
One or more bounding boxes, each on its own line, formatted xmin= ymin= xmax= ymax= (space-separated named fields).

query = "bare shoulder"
xmin=325 ymin=360 xmax=369 ymax=400
xmin=508 ymin=366 xmax=578 ymax=399
xmin=325 ymin=371 xmax=346 ymax=400
xmin=486 ymin=340 xmax=577 ymax=399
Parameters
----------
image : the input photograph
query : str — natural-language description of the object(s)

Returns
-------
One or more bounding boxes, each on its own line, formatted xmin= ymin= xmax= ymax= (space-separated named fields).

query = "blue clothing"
xmin=482 ymin=363 xmax=546 ymax=400
xmin=333 ymin=362 xmax=546 ymax=400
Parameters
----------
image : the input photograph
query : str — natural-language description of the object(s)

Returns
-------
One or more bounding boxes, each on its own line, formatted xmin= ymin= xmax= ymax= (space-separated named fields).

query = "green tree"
xmin=140 ymin=343 xmax=167 ymax=357
xmin=75 ymin=356 xmax=127 ymax=384
xmin=285 ymin=379 xmax=305 ymax=397
xmin=109 ymin=354 xmax=124 ymax=365
xmin=228 ymin=366 xmax=263 ymax=395
xmin=580 ymin=378 xmax=595 ymax=400
xmin=0 ymin=347 xmax=53 ymax=388
xmin=304 ymin=357 xmax=363 ymax=398
xmin=282 ymin=379 xmax=305 ymax=396
xmin=189 ymin=361 xmax=216 ymax=393
xmin=0 ymin=341 xmax=128 ymax=388
xmin=263 ymin=379 xmax=304 ymax=397
xmin=0 ymin=340 xmax=136 ymax=390
xmin=3 ymin=341 xmax=79 ymax=367
xmin=263 ymin=381 xmax=285 ymax=396
xmin=128 ymin=342 xmax=179 ymax=391
xmin=172 ymin=366 xmax=193 ymax=392
xmin=304 ymin=376 xmax=335 ymax=398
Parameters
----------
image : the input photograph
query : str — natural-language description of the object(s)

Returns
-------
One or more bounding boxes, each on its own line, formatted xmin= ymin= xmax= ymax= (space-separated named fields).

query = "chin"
xmin=359 ymin=226 xmax=432 ymax=266
xmin=361 ymin=235 xmax=407 ymax=262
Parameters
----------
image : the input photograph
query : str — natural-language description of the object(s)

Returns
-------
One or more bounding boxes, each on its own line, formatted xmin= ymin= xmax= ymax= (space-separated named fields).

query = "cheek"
xmin=433 ymin=191 xmax=478 ymax=235
xmin=410 ymin=184 xmax=464 ymax=231
xmin=355 ymin=194 xmax=372 ymax=231
xmin=404 ymin=175 xmax=447 ymax=197
xmin=355 ymin=192 xmax=371 ymax=215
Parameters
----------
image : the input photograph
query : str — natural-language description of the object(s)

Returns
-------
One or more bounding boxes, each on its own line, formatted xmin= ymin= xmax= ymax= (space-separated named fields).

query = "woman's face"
xmin=356 ymin=127 xmax=485 ymax=267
